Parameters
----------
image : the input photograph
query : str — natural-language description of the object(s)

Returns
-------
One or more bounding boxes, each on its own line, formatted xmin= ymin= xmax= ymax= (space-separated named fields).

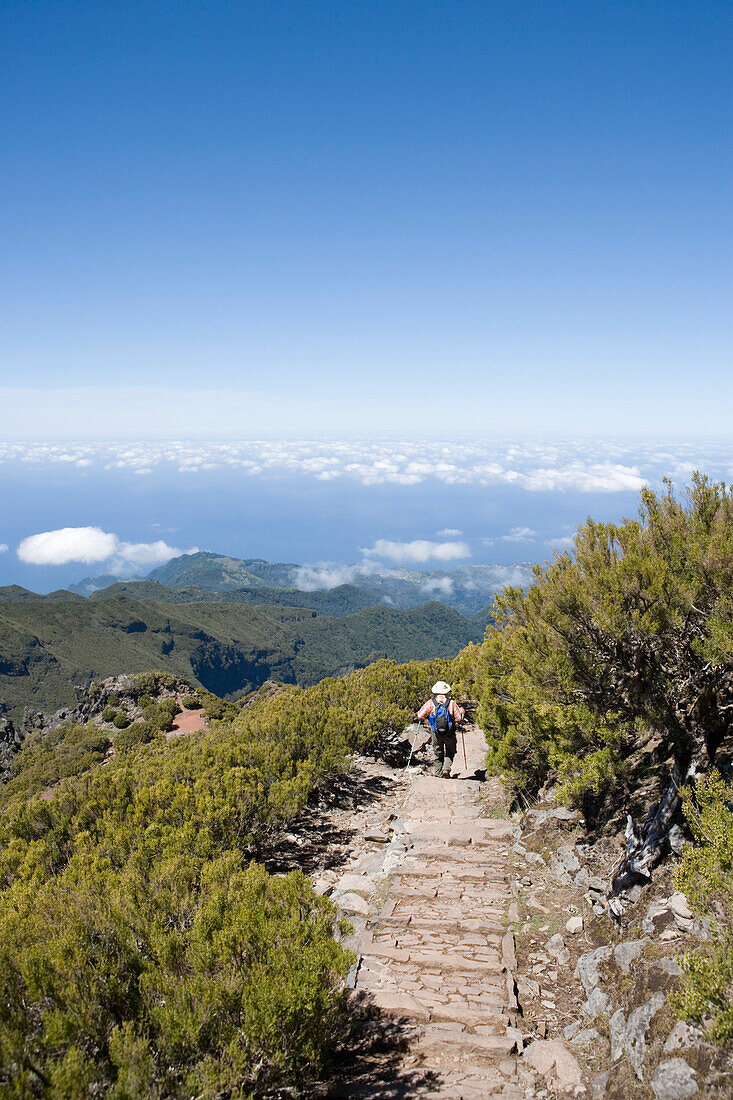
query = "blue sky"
xmin=2 ymin=0 xmax=731 ymax=436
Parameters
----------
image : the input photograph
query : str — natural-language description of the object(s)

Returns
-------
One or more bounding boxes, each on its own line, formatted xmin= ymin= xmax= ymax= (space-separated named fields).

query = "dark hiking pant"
xmin=432 ymin=729 xmax=456 ymax=777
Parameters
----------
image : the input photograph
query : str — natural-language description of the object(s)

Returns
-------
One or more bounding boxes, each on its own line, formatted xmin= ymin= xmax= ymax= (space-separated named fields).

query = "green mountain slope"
xmin=148 ymin=551 xmax=298 ymax=589
xmin=0 ymin=593 xmax=486 ymax=721
xmin=90 ymin=579 xmax=380 ymax=615
xmin=0 ymin=585 xmax=85 ymax=603
xmin=142 ymin=550 xmax=530 ymax=614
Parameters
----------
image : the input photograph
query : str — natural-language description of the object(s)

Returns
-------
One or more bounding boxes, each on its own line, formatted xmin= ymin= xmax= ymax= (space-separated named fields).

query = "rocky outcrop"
xmin=0 ymin=715 xmax=22 ymax=781
xmin=0 ymin=672 xmax=199 ymax=782
xmin=506 ymin=782 xmax=727 ymax=1097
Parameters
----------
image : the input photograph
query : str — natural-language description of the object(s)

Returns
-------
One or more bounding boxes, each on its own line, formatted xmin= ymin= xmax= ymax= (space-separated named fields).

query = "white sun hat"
xmin=432 ymin=681 xmax=451 ymax=694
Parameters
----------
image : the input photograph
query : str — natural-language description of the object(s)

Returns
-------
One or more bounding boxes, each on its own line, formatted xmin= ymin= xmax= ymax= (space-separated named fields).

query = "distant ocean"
xmin=1 ymin=437 xmax=731 ymax=593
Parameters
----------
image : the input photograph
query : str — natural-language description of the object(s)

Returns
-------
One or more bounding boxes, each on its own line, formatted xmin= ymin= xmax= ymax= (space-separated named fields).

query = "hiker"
xmin=417 ymin=681 xmax=465 ymax=778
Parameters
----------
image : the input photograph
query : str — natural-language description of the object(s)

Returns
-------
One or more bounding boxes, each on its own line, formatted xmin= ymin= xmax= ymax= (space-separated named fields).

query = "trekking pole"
xmin=460 ymin=724 xmax=468 ymax=771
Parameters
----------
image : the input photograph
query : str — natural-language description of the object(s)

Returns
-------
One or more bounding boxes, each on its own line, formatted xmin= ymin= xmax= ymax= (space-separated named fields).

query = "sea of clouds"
xmin=0 ymin=437 xmax=729 ymax=491
xmin=2 ymin=437 xmax=731 ymax=588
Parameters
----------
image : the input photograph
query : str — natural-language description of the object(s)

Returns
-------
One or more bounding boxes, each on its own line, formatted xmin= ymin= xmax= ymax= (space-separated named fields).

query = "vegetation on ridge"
xmin=0 ymin=658 xmax=451 ymax=1095
xmin=455 ymin=475 xmax=733 ymax=817
xmin=0 ymin=592 xmax=486 ymax=723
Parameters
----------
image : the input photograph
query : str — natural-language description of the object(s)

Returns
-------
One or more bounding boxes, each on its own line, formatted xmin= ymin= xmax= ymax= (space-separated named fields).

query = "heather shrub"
xmin=0 ymin=656 xmax=451 ymax=1092
xmin=672 ymin=770 xmax=733 ymax=1041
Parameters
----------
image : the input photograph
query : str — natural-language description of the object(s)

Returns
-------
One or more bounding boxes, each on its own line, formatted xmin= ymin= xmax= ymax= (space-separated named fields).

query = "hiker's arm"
xmin=451 ymin=701 xmax=465 ymax=723
xmin=417 ymin=700 xmax=433 ymax=721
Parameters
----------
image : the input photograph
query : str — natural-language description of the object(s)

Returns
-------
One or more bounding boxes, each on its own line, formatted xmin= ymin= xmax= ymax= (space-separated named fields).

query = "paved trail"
xmin=336 ymin=723 xmax=529 ymax=1099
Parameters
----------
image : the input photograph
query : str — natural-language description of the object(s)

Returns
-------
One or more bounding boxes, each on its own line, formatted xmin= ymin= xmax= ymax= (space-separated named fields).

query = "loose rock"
xmin=582 ymin=987 xmax=612 ymax=1018
xmin=576 ymin=946 xmax=612 ymax=995
xmin=336 ymin=892 xmax=370 ymax=916
xmin=663 ymin=1020 xmax=706 ymax=1052
xmin=651 ymin=1058 xmax=698 ymax=1100
xmin=523 ymin=1039 xmax=584 ymax=1091
xmin=613 ymin=938 xmax=649 ymax=974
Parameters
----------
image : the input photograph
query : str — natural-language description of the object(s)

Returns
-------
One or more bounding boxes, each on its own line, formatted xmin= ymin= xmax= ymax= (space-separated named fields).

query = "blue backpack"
xmin=430 ymin=696 xmax=454 ymax=735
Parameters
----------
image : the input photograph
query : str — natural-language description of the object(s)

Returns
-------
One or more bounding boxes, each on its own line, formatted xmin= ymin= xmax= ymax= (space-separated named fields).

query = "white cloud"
xmin=291 ymin=563 xmax=367 ymax=591
xmin=18 ymin=527 xmax=118 ymax=565
xmin=547 ymin=535 xmax=575 ymax=548
xmin=420 ymin=576 xmax=455 ymax=597
xmin=361 ymin=539 xmax=471 ymax=564
xmin=16 ymin=526 xmax=192 ymax=574
xmin=437 ymin=528 xmax=462 ymax=537
xmin=502 ymin=526 xmax=537 ymax=542
xmin=2 ymin=438 xmax=726 ymax=496
xmin=0 ymin=543 xmax=8 ymax=553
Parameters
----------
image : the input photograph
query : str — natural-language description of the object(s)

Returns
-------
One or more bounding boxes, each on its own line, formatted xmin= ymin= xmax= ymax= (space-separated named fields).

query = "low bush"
xmin=114 ymin=722 xmax=156 ymax=754
xmin=101 ymin=705 xmax=118 ymax=722
xmin=0 ymin=723 xmax=111 ymax=806
xmin=142 ymin=698 xmax=179 ymax=733
xmin=672 ymin=770 xmax=733 ymax=1041
xmin=129 ymin=670 xmax=180 ymax=699
xmin=112 ymin=710 xmax=130 ymax=730
xmin=0 ymin=656 xmax=450 ymax=1093
xmin=181 ymin=694 xmax=201 ymax=710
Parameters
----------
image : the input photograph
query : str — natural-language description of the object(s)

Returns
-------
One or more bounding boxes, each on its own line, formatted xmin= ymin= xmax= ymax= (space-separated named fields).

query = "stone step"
xmin=415 ymin=1028 xmax=519 ymax=1059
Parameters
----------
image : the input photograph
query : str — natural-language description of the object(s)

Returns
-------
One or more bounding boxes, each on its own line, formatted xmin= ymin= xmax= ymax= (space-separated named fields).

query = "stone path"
xmin=331 ymin=724 xmax=532 ymax=1098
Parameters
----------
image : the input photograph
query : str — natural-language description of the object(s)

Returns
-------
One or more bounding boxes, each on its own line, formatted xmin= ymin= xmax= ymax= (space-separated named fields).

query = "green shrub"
xmin=142 ymin=698 xmax=179 ymax=733
xmin=181 ymin=694 xmax=200 ymax=710
xmin=458 ymin=476 xmax=733 ymax=812
xmin=112 ymin=710 xmax=130 ymax=730
xmin=672 ymin=770 xmax=733 ymax=1041
xmin=0 ymin=656 xmax=453 ymax=1091
xmin=138 ymin=693 xmax=155 ymax=710
xmin=129 ymin=670 xmax=179 ymax=699
xmin=0 ymin=722 xmax=111 ymax=805
xmin=199 ymin=691 xmax=235 ymax=721
xmin=114 ymin=722 xmax=156 ymax=754
xmin=101 ymin=705 xmax=118 ymax=722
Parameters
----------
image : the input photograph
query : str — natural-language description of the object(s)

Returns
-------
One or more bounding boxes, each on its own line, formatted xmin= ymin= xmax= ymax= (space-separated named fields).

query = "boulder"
xmin=663 ymin=1021 xmax=706 ymax=1052
xmin=546 ymin=933 xmax=571 ymax=964
xmin=523 ymin=1039 xmax=583 ymax=1091
xmin=610 ymin=992 xmax=666 ymax=1078
xmin=334 ymin=874 xmax=375 ymax=899
xmin=651 ymin=1058 xmax=698 ymax=1100
xmin=570 ymin=1028 xmax=601 ymax=1046
xmin=336 ymin=892 xmax=370 ymax=917
xmin=582 ymin=987 xmax=612 ymax=1018
xmin=556 ymin=844 xmax=581 ymax=874
xmin=576 ymin=946 xmax=612 ymax=996
xmin=613 ymin=938 xmax=649 ymax=975
xmin=668 ymin=891 xmax=695 ymax=932
xmin=566 ymin=915 xmax=584 ymax=935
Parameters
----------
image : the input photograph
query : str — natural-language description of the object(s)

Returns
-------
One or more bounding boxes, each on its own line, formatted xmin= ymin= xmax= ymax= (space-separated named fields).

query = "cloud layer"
xmin=2 ymin=437 xmax=724 ymax=493
xmin=17 ymin=527 xmax=191 ymax=574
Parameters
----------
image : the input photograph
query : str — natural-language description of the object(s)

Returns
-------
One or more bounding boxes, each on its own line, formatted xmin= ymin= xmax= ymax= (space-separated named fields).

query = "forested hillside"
xmin=90 ymin=579 xmax=381 ymax=614
xmin=0 ymin=592 xmax=487 ymax=722
xmin=142 ymin=550 xmax=528 ymax=615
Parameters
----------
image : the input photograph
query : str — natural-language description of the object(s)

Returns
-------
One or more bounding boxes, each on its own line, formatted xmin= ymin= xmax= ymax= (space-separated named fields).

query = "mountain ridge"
xmin=68 ymin=549 xmax=533 ymax=616
xmin=0 ymin=591 xmax=489 ymax=723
